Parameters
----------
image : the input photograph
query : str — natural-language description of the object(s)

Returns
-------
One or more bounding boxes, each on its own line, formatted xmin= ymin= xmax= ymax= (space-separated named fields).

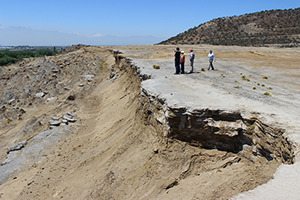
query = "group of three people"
xmin=174 ymin=47 xmax=216 ymax=74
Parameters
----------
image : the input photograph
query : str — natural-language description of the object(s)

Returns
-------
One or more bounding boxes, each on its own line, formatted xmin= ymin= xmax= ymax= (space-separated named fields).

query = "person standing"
xmin=174 ymin=47 xmax=181 ymax=74
xmin=207 ymin=50 xmax=216 ymax=70
xmin=189 ymin=49 xmax=195 ymax=73
xmin=180 ymin=51 xmax=185 ymax=74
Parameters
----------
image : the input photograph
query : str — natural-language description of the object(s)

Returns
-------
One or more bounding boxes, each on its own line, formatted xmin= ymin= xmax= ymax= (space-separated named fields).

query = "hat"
xmin=181 ymin=51 xmax=184 ymax=54
xmin=190 ymin=49 xmax=193 ymax=51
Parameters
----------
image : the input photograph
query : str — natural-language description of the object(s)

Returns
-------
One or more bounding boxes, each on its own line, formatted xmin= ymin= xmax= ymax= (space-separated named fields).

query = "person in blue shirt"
xmin=207 ymin=50 xmax=216 ymax=70
xmin=189 ymin=49 xmax=195 ymax=73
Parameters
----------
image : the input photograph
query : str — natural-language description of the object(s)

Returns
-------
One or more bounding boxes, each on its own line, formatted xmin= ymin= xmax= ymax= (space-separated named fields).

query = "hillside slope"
xmin=159 ymin=8 xmax=300 ymax=47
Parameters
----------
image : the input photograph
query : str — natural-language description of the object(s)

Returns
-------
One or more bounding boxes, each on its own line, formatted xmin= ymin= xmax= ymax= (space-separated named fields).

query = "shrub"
xmin=263 ymin=92 xmax=272 ymax=96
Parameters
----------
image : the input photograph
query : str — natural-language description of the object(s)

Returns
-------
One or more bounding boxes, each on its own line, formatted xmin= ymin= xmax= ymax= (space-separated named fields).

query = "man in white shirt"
xmin=189 ymin=49 xmax=195 ymax=73
xmin=207 ymin=50 xmax=216 ymax=70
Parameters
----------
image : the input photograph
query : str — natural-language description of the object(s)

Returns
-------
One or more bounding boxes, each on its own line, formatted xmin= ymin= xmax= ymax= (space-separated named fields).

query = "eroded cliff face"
xmin=111 ymin=49 xmax=295 ymax=199
xmin=137 ymin=68 xmax=294 ymax=165
xmin=0 ymin=46 xmax=295 ymax=200
xmin=167 ymin=108 xmax=293 ymax=164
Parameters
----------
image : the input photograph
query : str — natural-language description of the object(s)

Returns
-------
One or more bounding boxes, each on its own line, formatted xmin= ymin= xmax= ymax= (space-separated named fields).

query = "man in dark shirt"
xmin=174 ymin=47 xmax=181 ymax=74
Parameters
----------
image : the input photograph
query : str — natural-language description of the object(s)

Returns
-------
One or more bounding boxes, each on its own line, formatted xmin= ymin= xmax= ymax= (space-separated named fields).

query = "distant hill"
xmin=0 ymin=25 xmax=164 ymax=46
xmin=159 ymin=8 xmax=300 ymax=47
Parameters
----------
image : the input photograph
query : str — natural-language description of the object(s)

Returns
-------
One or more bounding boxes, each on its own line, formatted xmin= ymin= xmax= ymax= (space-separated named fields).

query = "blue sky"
xmin=0 ymin=0 xmax=299 ymax=46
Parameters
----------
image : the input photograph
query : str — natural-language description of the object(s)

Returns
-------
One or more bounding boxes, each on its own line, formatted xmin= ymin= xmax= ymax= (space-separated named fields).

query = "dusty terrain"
xmin=0 ymin=45 xmax=299 ymax=199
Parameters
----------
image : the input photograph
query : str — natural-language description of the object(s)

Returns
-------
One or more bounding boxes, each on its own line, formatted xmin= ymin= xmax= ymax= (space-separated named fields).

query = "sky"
xmin=0 ymin=0 xmax=299 ymax=46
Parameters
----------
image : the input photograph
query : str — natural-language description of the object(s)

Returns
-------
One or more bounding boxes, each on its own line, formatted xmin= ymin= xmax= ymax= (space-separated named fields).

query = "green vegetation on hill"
xmin=0 ymin=49 xmax=59 ymax=66
xmin=159 ymin=8 xmax=300 ymax=47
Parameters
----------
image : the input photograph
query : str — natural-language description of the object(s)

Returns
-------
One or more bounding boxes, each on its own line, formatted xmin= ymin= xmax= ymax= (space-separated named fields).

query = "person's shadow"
xmin=186 ymin=71 xmax=201 ymax=74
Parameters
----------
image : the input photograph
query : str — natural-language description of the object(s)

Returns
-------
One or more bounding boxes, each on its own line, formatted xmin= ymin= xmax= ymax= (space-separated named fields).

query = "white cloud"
xmin=91 ymin=33 xmax=105 ymax=37
xmin=68 ymin=32 xmax=105 ymax=38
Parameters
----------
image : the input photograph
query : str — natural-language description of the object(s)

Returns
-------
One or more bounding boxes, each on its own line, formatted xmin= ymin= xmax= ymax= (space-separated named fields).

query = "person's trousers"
xmin=181 ymin=62 xmax=185 ymax=73
xmin=175 ymin=61 xmax=180 ymax=74
xmin=208 ymin=59 xmax=214 ymax=70
xmin=190 ymin=59 xmax=194 ymax=73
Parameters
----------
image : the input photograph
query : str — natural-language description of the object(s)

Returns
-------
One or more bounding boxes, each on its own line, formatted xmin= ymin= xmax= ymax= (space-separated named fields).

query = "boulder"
xmin=49 ymin=120 xmax=61 ymax=126
xmin=46 ymin=97 xmax=57 ymax=103
xmin=7 ymin=141 xmax=28 ymax=153
xmin=8 ymin=99 xmax=15 ymax=105
xmin=84 ymin=75 xmax=94 ymax=82
xmin=63 ymin=115 xmax=76 ymax=122
xmin=52 ymin=116 xmax=60 ymax=120
xmin=35 ymin=92 xmax=45 ymax=98
xmin=24 ymin=88 xmax=31 ymax=96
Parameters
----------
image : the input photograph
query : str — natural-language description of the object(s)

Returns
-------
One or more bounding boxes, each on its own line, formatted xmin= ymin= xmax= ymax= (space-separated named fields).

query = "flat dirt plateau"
xmin=0 ymin=45 xmax=300 ymax=200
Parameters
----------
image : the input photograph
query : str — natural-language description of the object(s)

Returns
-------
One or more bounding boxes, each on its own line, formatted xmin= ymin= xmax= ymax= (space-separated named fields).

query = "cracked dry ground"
xmin=0 ymin=46 xmax=294 ymax=199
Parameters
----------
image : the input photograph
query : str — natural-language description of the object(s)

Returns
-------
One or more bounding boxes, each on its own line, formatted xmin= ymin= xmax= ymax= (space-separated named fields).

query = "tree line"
xmin=0 ymin=49 xmax=59 ymax=66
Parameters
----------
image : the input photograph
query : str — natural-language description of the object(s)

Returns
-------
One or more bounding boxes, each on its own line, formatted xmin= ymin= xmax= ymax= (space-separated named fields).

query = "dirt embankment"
xmin=0 ymin=45 xmax=295 ymax=199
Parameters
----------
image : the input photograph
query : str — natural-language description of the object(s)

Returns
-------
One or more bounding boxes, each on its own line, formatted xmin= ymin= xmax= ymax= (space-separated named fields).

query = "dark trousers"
xmin=208 ymin=59 xmax=214 ymax=70
xmin=181 ymin=62 xmax=185 ymax=74
xmin=175 ymin=61 xmax=180 ymax=74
